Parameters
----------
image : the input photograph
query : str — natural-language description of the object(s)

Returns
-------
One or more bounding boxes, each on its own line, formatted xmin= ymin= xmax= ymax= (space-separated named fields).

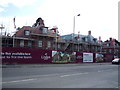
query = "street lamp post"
xmin=72 ymin=14 xmax=80 ymax=51
xmin=73 ymin=16 xmax=75 ymax=37
xmin=78 ymin=31 xmax=80 ymax=51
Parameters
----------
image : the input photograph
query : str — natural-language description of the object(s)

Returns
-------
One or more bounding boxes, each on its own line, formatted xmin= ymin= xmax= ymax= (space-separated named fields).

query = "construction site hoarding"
xmin=1 ymin=47 xmax=110 ymax=64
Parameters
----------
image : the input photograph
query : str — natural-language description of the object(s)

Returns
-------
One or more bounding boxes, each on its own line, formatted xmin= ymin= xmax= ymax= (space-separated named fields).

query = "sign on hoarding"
xmin=95 ymin=53 xmax=104 ymax=62
xmin=1 ymin=47 xmax=52 ymax=64
xmin=83 ymin=53 xmax=93 ymax=62
xmin=52 ymin=51 xmax=76 ymax=63
xmin=1 ymin=52 xmax=32 ymax=59
xmin=76 ymin=52 xmax=83 ymax=63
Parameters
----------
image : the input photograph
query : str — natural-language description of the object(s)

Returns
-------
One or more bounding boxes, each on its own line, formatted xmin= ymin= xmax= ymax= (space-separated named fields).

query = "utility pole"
xmin=0 ymin=24 xmax=5 ymax=36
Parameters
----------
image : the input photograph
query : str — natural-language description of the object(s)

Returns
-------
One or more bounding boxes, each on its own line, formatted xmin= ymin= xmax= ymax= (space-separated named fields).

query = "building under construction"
xmin=1 ymin=17 xmax=120 ymax=64
xmin=1 ymin=17 xmax=101 ymax=53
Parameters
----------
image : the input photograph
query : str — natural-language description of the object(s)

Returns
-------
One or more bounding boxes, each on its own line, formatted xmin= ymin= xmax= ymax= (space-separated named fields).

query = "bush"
xmin=52 ymin=60 xmax=75 ymax=63
xmin=96 ymin=58 xmax=104 ymax=63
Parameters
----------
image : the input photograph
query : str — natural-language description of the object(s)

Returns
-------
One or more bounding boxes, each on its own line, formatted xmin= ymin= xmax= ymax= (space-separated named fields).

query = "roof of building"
xmin=61 ymin=33 xmax=98 ymax=43
xmin=14 ymin=26 xmax=60 ymax=38
xmin=102 ymin=38 xmax=120 ymax=47
xmin=12 ymin=18 xmax=101 ymax=44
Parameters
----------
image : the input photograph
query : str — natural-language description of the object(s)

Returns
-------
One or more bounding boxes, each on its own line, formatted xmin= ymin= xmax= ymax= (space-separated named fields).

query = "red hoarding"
xmin=1 ymin=47 xmax=52 ymax=64
xmin=1 ymin=47 xmax=99 ymax=64
xmin=76 ymin=52 xmax=83 ymax=63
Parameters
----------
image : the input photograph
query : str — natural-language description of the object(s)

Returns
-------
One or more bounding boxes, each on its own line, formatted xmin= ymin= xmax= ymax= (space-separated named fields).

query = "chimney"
xmin=99 ymin=36 xmax=101 ymax=41
xmin=99 ymin=36 xmax=101 ymax=40
xmin=88 ymin=30 xmax=91 ymax=35
xmin=109 ymin=37 xmax=112 ymax=41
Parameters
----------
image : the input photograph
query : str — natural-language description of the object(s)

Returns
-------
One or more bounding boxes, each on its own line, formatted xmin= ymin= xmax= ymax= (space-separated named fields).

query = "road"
xmin=2 ymin=63 xmax=119 ymax=88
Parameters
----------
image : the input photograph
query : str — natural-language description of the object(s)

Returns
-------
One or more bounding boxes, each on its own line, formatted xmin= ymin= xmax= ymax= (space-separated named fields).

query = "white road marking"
xmin=3 ymin=78 xmax=36 ymax=84
xmin=98 ymin=70 xmax=102 ymax=72
xmin=3 ymin=73 xmax=62 ymax=84
xmin=60 ymin=72 xmax=88 ymax=77
xmin=40 ymin=73 xmax=60 ymax=77
xmin=98 ymin=69 xmax=114 ymax=72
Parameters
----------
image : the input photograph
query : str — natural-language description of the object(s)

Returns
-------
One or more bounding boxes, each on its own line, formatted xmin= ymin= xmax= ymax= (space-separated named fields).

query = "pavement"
xmin=1 ymin=62 xmax=112 ymax=68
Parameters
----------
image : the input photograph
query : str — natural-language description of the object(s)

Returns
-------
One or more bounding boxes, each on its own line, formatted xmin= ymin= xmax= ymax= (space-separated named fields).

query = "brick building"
xmin=2 ymin=17 xmax=102 ymax=53
xmin=61 ymin=31 xmax=101 ymax=52
xmin=2 ymin=18 xmax=59 ymax=50
xmin=101 ymin=38 xmax=120 ymax=59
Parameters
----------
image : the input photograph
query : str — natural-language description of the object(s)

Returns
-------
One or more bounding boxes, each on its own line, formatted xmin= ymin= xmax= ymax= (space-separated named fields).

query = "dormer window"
xmin=82 ymin=37 xmax=85 ymax=42
xmin=85 ymin=37 xmax=88 ymax=42
xmin=93 ymin=38 xmax=97 ymax=42
xmin=24 ymin=30 xmax=30 ymax=36
xmin=42 ymin=27 xmax=48 ymax=34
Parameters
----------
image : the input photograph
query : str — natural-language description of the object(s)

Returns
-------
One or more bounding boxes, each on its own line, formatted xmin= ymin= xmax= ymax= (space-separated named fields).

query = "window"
xmin=109 ymin=49 xmax=112 ymax=53
xmin=38 ymin=40 xmax=42 ymax=47
xmin=20 ymin=40 xmax=24 ymax=47
xmin=107 ymin=43 xmax=109 ymax=47
xmin=53 ymin=43 xmax=56 ymax=49
xmin=93 ymin=38 xmax=97 ymax=42
xmin=28 ymin=41 xmax=32 ymax=47
xmin=82 ymin=37 xmax=85 ymax=42
xmin=104 ymin=49 xmax=107 ymax=53
xmin=24 ymin=30 xmax=30 ymax=35
xmin=85 ymin=37 xmax=88 ymax=42
xmin=47 ymin=41 xmax=51 ymax=48
xmin=58 ymin=44 xmax=60 ymax=49
xmin=42 ymin=27 xmax=48 ymax=34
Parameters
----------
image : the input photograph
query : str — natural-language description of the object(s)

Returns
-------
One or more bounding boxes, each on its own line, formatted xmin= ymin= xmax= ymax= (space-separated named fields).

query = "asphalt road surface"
xmin=2 ymin=63 xmax=119 ymax=88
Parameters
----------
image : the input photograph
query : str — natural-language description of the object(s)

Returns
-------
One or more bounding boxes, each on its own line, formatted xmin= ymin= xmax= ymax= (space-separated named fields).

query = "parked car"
xmin=112 ymin=58 xmax=120 ymax=64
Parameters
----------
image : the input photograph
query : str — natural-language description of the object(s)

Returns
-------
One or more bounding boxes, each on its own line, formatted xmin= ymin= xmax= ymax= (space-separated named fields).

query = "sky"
xmin=0 ymin=0 xmax=119 ymax=41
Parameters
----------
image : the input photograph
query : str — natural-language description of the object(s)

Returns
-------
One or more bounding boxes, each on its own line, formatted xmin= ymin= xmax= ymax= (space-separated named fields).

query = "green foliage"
xmin=96 ymin=58 xmax=104 ymax=63
xmin=52 ymin=60 xmax=75 ymax=63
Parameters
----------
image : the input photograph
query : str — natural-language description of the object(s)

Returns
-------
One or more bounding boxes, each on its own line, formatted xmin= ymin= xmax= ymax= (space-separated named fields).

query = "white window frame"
xmin=109 ymin=49 xmax=112 ymax=53
xmin=38 ymin=40 xmax=42 ymax=47
xmin=47 ymin=41 xmax=51 ymax=48
xmin=28 ymin=41 xmax=32 ymax=47
xmin=58 ymin=43 xmax=61 ymax=49
xmin=24 ymin=30 xmax=30 ymax=36
xmin=42 ymin=27 xmax=48 ymax=34
xmin=20 ymin=40 xmax=24 ymax=47
xmin=107 ymin=43 xmax=109 ymax=47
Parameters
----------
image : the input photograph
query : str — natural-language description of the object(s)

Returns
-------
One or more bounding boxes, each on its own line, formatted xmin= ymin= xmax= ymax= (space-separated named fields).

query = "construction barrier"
xmin=1 ymin=47 xmax=107 ymax=64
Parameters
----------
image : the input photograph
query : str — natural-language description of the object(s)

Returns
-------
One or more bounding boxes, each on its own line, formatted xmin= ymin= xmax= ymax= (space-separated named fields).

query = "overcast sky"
xmin=0 ymin=0 xmax=119 ymax=41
